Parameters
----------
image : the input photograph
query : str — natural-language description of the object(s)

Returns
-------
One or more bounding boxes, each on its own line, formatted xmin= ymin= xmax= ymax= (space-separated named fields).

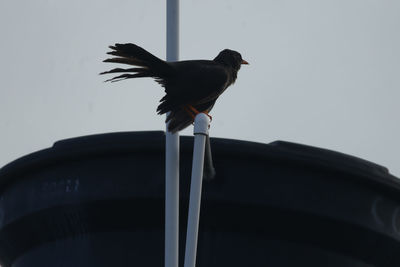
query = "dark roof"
xmin=0 ymin=131 xmax=398 ymax=195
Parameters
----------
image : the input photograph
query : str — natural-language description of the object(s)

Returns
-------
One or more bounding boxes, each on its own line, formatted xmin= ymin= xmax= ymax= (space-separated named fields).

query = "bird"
xmin=101 ymin=43 xmax=248 ymax=133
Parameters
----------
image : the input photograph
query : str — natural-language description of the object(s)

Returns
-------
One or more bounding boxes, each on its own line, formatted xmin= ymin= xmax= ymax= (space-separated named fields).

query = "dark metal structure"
xmin=0 ymin=131 xmax=399 ymax=267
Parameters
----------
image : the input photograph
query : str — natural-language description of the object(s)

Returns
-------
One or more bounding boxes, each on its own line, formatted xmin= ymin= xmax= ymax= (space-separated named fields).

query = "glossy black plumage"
xmin=101 ymin=43 xmax=247 ymax=133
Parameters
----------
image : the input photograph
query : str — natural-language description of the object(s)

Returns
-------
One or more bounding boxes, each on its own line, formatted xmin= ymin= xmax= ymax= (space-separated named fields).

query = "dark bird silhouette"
xmin=101 ymin=43 xmax=248 ymax=133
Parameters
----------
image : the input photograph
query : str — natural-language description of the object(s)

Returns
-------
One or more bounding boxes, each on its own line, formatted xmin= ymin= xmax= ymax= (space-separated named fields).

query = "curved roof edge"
xmin=0 ymin=131 xmax=398 ymax=193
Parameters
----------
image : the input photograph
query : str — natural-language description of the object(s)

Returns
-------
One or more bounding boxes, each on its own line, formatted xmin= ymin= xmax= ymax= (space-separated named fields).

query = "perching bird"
xmin=101 ymin=43 xmax=248 ymax=133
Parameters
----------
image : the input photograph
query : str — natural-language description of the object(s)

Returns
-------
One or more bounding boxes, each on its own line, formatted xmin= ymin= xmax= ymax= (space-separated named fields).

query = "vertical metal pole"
xmin=167 ymin=0 xmax=179 ymax=61
xmin=165 ymin=1 xmax=179 ymax=267
xmin=184 ymin=113 xmax=210 ymax=267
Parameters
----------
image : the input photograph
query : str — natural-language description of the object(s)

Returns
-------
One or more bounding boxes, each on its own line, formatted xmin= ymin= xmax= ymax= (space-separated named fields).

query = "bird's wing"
xmin=157 ymin=60 xmax=229 ymax=114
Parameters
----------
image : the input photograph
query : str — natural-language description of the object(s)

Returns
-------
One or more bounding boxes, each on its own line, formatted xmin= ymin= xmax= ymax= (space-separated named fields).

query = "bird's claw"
xmin=184 ymin=104 xmax=212 ymax=123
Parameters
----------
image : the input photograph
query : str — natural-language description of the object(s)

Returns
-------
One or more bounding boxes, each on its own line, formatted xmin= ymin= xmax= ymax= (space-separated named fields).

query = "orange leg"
xmin=187 ymin=105 xmax=200 ymax=115
xmin=183 ymin=105 xmax=196 ymax=120
xmin=184 ymin=105 xmax=213 ymax=121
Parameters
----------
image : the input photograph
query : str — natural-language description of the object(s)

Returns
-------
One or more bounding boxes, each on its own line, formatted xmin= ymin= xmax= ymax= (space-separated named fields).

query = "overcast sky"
xmin=0 ymin=0 xmax=399 ymax=177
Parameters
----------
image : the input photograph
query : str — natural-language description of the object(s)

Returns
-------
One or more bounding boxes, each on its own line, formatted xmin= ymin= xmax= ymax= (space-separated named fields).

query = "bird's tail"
xmin=100 ymin=43 xmax=173 ymax=83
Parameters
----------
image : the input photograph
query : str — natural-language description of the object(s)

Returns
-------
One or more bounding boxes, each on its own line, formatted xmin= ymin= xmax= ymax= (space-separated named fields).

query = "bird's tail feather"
xmin=101 ymin=43 xmax=173 ymax=82
xmin=100 ymin=67 xmax=149 ymax=82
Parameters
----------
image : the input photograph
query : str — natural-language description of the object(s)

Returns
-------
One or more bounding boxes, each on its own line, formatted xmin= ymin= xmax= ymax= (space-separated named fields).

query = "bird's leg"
xmin=183 ymin=105 xmax=197 ymax=120
xmin=187 ymin=105 xmax=213 ymax=121
xmin=183 ymin=105 xmax=213 ymax=123
xmin=187 ymin=105 xmax=200 ymax=115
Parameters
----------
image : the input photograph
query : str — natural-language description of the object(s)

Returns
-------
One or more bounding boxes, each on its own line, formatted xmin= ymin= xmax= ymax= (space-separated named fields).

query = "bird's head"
xmin=214 ymin=49 xmax=249 ymax=71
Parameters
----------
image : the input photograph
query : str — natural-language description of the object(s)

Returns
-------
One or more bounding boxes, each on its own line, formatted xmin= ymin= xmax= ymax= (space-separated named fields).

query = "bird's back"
xmin=166 ymin=60 xmax=230 ymax=104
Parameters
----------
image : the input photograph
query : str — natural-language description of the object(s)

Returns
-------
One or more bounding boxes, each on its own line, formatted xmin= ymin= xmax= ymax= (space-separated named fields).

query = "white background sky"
xmin=0 ymin=0 xmax=399 ymax=177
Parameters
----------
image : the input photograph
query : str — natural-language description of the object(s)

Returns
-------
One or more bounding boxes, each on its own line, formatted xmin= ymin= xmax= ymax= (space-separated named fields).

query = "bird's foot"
xmin=203 ymin=112 xmax=213 ymax=122
xmin=184 ymin=105 xmax=212 ymax=122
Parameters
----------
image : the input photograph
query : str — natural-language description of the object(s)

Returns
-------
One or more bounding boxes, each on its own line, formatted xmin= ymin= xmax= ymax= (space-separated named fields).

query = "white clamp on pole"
xmin=184 ymin=113 xmax=210 ymax=267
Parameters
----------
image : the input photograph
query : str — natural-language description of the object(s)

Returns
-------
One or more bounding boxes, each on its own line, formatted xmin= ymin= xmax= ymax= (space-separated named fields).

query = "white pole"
xmin=165 ymin=1 xmax=179 ymax=267
xmin=184 ymin=113 xmax=210 ymax=267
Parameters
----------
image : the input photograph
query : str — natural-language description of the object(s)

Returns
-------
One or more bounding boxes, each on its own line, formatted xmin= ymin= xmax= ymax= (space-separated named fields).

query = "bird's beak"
xmin=241 ymin=59 xmax=249 ymax=65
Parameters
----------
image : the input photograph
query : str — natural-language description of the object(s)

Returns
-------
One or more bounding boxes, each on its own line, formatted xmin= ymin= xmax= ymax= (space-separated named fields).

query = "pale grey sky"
xmin=0 ymin=0 xmax=399 ymax=176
